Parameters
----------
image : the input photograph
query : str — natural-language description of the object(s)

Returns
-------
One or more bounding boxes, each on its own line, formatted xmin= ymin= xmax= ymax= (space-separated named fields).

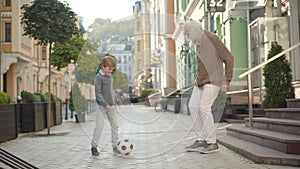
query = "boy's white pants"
xmin=188 ymin=84 xmax=220 ymax=144
xmin=91 ymin=106 xmax=119 ymax=148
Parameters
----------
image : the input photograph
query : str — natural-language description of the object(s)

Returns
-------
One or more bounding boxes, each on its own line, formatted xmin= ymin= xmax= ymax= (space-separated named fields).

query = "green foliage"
xmin=44 ymin=92 xmax=60 ymax=102
xmin=212 ymin=91 xmax=226 ymax=112
xmin=263 ymin=43 xmax=295 ymax=108
xmin=0 ymin=92 xmax=9 ymax=104
xmin=7 ymin=94 xmax=13 ymax=104
xmin=21 ymin=91 xmax=40 ymax=103
xmin=88 ymin=18 xmax=134 ymax=42
xmin=75 ymin=54 xmax=100 ymax=84
xmin=21 ymin=91 xmax=58 ymax=103
xmin=34 ymin=93 xmax=47 ymax=102
xmin=21 ymin=0 xmax=81 ymax=45
xmin=140 ymin=88 xmax=158 ymax=99
xmin=74 ymin=40 xmax=100 ymax=84
xmin=69 ymin=90 xmax=75 ymax=112
xmin=51 ymin=36 xmax=85 ymax=70
xmin=71 ymin=83 xmax=88 ymax=113
xmin=113 ymin=70 xmax=129 ymax=92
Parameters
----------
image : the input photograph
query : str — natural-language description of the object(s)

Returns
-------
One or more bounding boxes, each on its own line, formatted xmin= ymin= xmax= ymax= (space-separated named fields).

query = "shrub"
xmin=140 ymin=88 xmax=158 ymax=99
xmin=263 ymin=42 xmax=295 ymax=108
xmin=44 ymin=92 xmax=60 ymax=102
xmin=69 ymin=90 xmax=75 ymax=112
xmin=21 ymin=90 xmax=35 ymax=103
xmin=34 ymin=93 xmax=47 ymax=102
xmin=0 ymin=92 xmax=9 ymax=104
xmin=212 ymin=91 xmax=226 ymax=112
xmin=70 ymin=83 xmax=88 ymax=113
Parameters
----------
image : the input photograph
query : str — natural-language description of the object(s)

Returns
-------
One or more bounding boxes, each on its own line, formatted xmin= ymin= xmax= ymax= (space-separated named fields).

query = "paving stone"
xmin=0 ymin=105 xmax=298 ymax=168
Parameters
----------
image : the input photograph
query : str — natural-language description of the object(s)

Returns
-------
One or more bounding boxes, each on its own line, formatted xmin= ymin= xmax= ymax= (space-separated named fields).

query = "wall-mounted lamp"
xmin=180 ymin=42 xmax=195 ymax=66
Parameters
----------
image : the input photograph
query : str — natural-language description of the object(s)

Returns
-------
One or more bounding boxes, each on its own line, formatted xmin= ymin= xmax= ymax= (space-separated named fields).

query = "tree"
xmin=21 ymin=0 xmax=80 ymax=135
xmin=70 ymin=83 xmax=88 ymax=123
xmin=113 ymin=70 xmax=129 ymax=92
xmin=88 ymin=18 xmax=134 ymax=42
xmin=263 ymin=42 xmax=295 ymax=108
xmin=74 ymin=40 xmax=100 ymax=84
xmin=51 ymin=36 xmax=85 ymax=70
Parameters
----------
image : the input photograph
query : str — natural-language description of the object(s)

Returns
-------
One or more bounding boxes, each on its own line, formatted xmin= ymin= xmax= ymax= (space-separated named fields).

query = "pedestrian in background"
xmin=184 ymin=19 xmax=234 ymax=154
xmin=91 ymin=56 xmax=121 ymax=156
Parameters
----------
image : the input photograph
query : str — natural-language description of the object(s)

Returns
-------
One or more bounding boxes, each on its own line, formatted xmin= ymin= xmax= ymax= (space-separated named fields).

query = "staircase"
xmin=0 ymin=148 xmax=38 ymax=169
xmin=218 ymin=98 xmax=300 ymax=166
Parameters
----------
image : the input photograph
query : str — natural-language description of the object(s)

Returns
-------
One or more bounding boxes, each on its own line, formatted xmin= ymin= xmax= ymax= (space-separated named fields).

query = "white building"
xmin=99 ymin=36 xmax=134 ymax=87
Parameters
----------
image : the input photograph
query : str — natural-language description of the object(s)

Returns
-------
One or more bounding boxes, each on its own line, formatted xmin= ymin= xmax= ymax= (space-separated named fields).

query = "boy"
xmin=91 ymin=56 xmax=121 ymax=156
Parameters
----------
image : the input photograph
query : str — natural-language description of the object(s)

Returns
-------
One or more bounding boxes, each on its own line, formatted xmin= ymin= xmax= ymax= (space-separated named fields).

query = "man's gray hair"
xmin=183 ymin=19 xmax=203 ymax=45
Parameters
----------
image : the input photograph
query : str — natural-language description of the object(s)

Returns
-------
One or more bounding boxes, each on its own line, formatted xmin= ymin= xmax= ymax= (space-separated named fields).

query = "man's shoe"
xmin=185 ymin=140 xmax=207 ymax=152
xmin=91 ymin=147 xmax=99 ymax=156
xmin=198 ymin=143 xmax=219 ymax=154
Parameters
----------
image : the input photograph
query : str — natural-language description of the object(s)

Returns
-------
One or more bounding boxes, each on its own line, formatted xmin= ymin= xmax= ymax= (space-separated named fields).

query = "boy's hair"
xmin=100 ymin=56 xmax=116 ymax=68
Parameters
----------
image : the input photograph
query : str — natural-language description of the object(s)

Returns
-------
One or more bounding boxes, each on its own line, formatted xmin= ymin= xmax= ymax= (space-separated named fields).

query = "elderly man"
xmin=184 ymin=20 xmax=234 ymax=154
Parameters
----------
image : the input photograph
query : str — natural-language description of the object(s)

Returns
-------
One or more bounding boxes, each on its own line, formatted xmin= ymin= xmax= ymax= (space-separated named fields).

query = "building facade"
xmin=98 ymin=35 xmax=135 ymax=89
xmin=134 ymin=0 xmax=300 ymax=99
xmin=0 ymin=0 xmax=82 ymax=102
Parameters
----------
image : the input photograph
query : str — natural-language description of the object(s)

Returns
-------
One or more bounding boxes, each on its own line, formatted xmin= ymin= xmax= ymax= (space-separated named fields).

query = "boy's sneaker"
xmin=91 ymin=147 xmax=99 ymax=156
xmin=113 ymin=147 xmax=123 ymax=156
xmin=185 ymin=140 xmax=207 ymax=152
xmin=199 ymin=143 xmax=219 ymax=154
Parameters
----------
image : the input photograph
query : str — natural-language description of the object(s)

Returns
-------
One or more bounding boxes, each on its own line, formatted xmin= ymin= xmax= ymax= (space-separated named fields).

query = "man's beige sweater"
xmin=195 ymin=30 xmax=234 ymax=87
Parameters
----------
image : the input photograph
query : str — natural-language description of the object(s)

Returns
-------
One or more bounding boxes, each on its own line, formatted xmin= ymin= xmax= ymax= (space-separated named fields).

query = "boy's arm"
xmin=94 ymin=75 xmax=109 ymax=107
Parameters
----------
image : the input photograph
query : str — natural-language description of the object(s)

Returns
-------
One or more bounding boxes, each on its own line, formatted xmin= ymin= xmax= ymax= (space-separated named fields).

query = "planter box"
xmin=54 ymin=102 xmax=62 ymax=125
xmin=44 ymin=103 xmax=55 ymax=128
xmin=20 ymin=103 xmax=45 ymax=133
xmin=0 ymin=104 xmax=17 ymax=143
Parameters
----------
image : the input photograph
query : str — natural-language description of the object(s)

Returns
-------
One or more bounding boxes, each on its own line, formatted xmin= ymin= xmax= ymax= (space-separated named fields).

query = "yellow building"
xmin=0 ymin=0 xmax=70 ymax=102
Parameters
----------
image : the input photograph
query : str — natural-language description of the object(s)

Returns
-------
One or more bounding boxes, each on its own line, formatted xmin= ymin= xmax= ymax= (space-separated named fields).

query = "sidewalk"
xmin=0 ymin=105 xmax=298 ymax=169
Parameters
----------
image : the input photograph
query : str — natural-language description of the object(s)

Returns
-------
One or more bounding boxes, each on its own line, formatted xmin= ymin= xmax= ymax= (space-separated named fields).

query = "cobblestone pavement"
xmin=0 ymin=105 xmax=298 ymax=169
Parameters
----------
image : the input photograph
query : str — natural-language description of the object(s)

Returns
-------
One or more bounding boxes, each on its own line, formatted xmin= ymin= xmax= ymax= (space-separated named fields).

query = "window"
xmin=42 ymin=47 xmax=47 ymax=60
xmin=26 ymin=75 xmax=30 ymax=91
xmin=5 ymin=0 xmax=11 ymax=6
xmin=34 ymin=45 xmax=38 ymax=59
xmin=33 ymin=75 xmax=37 ymax=93
xmin=40 ymin=82 xmax=44 ymax=93
xmin=5 ymin=23 xmax=11 ymax=42
xmin=123 ymin=55 xmax=127 ymax=63
xmin=137 ymin=41 xmax=141 ymax=52
xmin=137 ymin=21 xmax=141 ymax=31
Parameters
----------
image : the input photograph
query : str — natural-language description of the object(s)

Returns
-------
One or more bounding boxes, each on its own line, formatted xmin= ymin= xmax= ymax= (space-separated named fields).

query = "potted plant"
xmin=211 ymin=90 xmax=226 ymax=123
xmin=71 ymin=83 xmax=88 ymax=123
xmin=20 ymin=91 xmax=46 ymax=132
xmin=0 ymin=92 xmax=17 ymax=142
xmin=45 ymin=92 xmax=62 ymax=125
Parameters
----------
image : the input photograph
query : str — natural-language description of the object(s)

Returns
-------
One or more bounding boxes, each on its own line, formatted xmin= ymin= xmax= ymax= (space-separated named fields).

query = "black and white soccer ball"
xmin=117 ymin=138 xmax=133 ymax=155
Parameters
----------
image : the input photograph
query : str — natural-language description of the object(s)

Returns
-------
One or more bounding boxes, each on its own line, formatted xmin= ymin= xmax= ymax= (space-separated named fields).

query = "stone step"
xmin=264 ymin=108 xmax=300 ymax=120
xmin=235 ymin=114 xmax=265 ymax=120
xmin=286 ymin=98 xmax=300 ymax=108
xmin=245 ymin=117 xmax=300 ymax=136
xmin=226 ymin=124 xmax=300 ymax=154
xmin=217 ymin=134 xmax=300 ymax=166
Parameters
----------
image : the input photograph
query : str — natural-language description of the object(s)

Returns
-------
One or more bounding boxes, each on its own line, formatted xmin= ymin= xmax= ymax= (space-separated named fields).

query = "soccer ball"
xmin=117 ymin=138 xmax=133 ymax=155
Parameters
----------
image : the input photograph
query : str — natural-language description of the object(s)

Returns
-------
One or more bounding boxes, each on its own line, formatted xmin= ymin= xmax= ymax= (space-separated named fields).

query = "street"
xmin=0 ymin=105 xmax=298 ymax=169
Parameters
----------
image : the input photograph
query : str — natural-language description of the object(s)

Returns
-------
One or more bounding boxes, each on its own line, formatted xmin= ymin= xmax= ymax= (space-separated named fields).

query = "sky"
xmin=61 ymin=0 xmax=137 ymax=29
